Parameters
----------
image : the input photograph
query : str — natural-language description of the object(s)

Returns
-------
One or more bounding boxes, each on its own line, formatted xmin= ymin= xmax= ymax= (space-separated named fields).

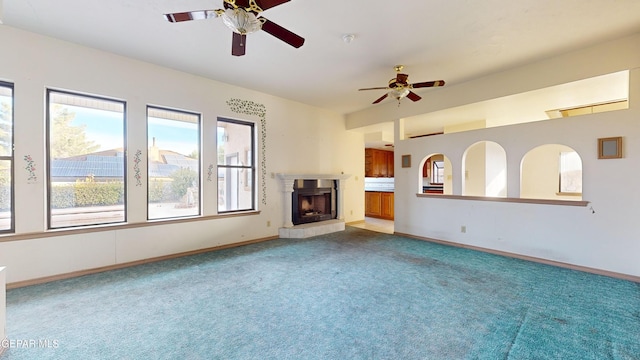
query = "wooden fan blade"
xmin=228 ymin=0 xmax=249 ymax=8
xmin=164 ymin=10 xmax=219 ymax=22
xmin=411 ymin=80 xmax=446 ymax=88
xmin=260 ymin=18 xmax=305 ymax=48
xmin=232 ymin=32 xmax=247 ymax=56
xmin=358 ymin=87 xmax=389 ymax=91
xmin=373 ymin=93 xmax=389 ymax=104
xmin=396 ymin=73 xmax=409 ymax=84
xmin=256 ymin=0 xmax=290 ymax=11
xmin=407 ymin=91 xmax=422 ymax=102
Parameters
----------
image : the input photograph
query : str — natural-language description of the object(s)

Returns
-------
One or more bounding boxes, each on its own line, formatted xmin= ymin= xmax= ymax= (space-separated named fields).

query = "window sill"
xmin=0 ymin=210 xmax=261 ymax=243
xmin=556 ymin=192 xmax=582 ymax=196
xmin=415 ymin=193 xmax=589 ymax=207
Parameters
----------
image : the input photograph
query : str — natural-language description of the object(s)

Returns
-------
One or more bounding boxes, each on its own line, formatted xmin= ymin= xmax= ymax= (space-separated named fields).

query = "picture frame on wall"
xmin=598 ymin=136 xmax=622 ymax=159
xmin=401 ymin=154 xmax=411 ymax=168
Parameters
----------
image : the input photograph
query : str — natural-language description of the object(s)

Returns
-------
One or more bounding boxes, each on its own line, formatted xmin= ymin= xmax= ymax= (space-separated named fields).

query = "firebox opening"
xmin=292 ymin=179 xmax=337 ymax=225
xmin=300 ymin=193 xmax=329 ymax=216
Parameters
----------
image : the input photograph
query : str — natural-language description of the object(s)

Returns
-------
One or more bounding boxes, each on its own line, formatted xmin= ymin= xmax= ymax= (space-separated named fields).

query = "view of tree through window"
xmin=147 ymin=107 xmax=200 ymax=220
xmin=47 ymin=90 xmax=126 ymax=228
xmin=0 ymin=83 xmax=14 ymax=232
xmin=217 ymin=118 xmax=254 ymax=213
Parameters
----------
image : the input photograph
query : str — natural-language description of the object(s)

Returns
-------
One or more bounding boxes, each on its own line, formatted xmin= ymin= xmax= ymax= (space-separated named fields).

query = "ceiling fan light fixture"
xmin=390 ymin=88 xmax=410 ymax=100
xmin=221 ymin=8 xmax=262 ymax=35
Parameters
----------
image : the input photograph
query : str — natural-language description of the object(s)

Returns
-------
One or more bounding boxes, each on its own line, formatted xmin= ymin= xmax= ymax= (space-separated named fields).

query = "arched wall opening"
xmin=419 ymin=154 xmax=452 ymax=195
xmin=520 ymin=144 xmax=583 ymax=200
xmin=462 ymin=141 xmax=507 ymax=197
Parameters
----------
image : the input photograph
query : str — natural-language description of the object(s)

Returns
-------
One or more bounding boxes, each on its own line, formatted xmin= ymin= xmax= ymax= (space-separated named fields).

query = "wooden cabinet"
xmin=365 ymin=191 xmax=394 ymax=220
xmin=381 ymin=192 xmax=394 ymax=219
xmin=365 ymin=148 xmax=394 ymax=177
xmin=423 ymin=158 xmax=430 ymax=178
xmin=365 ymin=150 xmax=373 ymax=177
xmin=365 ymin=191 xmax=381 ymax=217
xmin=373 ymin=149 xmax=387 ymax=177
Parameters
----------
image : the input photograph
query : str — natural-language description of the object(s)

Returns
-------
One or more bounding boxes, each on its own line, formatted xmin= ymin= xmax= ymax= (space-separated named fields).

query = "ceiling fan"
xmin=164 ymin=0 xmax=304 ymax=56
xmin=359 ymin=65 xmax=445 ymax=105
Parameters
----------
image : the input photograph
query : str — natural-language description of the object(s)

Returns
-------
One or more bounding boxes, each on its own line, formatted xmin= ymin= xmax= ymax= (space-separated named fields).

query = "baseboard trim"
xmin=394 ymin=232 xmax=640 ymax=283
xmin=346 ymin=220 xmax=365 ymax=225
xmin=7 ymin=235 xmax=279 ymax=289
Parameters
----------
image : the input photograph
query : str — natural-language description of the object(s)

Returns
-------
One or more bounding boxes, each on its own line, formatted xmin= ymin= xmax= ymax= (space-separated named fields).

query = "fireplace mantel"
xmin=277 ymin=173 xmax=351 ymax=238
xmin=277 ymin=173 xmax=351 ymax=183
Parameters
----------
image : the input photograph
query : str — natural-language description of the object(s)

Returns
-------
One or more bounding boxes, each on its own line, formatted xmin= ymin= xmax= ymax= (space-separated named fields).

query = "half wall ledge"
xmin=416 ymin=194 xmax=589 ymax=207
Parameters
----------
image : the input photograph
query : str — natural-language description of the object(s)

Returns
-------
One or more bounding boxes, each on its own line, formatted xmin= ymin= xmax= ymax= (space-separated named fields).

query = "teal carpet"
xmin=3 ymin=227 xmax=640 ymax=359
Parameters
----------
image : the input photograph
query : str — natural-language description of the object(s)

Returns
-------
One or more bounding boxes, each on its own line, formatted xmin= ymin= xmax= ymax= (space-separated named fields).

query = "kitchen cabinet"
xmin=365 ymin=191 xmax=381 ymax=217
xmin=387 ymin=151 xmax=394 ymax=177
xmin=381 ymin=192 xmax=394 ymax=219
xmin=423 ymin=159 xmax=430 ymax=178
xmin=365 ymin=148 xmax=394 ymax=177
xmin=365 ymin=191 xmax=394 ymax=220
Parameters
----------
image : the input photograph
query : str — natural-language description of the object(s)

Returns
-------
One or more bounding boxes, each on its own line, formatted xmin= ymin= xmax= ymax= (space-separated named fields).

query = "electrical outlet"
xmin=267 ymin=221 xmax=271 ymax=227
xmin=461 ymin=225 xmax=466 ymax=233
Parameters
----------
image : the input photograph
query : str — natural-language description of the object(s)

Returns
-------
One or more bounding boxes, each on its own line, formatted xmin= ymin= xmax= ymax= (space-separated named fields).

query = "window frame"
xmin=46 ymin=89 xmax=127 ymax=229
xmin=431 ymin=160 xmax=444 ymax=185
xmin=0 ymin=81 xmax=15 ymax=233
xmin=146 ymin=105 xmax=202 ymax=220
xmin=217 ymin=117 xmax=256 ymax=213
xmin=558 ymin=151 xmax=582 ymax=196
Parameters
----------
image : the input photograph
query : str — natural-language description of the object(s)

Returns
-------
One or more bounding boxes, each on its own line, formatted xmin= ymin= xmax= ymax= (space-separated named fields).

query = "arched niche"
xmin=419 ymin=154 xmax=452 ymax=195
xmin=462 ymin=141 xmax=507 ymax=197
xmin=520 ymin=144 xmax=583 ymax=200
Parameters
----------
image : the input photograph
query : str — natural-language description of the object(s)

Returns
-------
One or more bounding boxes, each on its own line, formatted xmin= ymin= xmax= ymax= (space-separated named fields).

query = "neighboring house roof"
xmin=150 ymin=151 xmax=198 ymax=178
xmin=51 ymin=148 xmax=198 ymax=179
xmin=51 ymin=155 xmax=124 ymax=178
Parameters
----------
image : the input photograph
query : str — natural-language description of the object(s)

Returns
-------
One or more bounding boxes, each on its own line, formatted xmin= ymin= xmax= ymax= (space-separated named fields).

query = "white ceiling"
xmin=3 ymin=0 xmax=640 ymax=120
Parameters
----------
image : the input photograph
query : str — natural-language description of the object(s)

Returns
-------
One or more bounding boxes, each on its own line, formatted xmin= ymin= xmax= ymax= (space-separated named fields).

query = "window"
xmin=147 ymin=106 xmax=200 ymax=220
xmin=47 ymin=90 xmax=126 ymax=228
xmin=217 ymin=118 xmax=255 ymax=212
xmin=431 ymin=160 xmax=444 ymax=184
xmin=0 ymin=82 xmax=14 ymax=232
xmin=559 ymin=151 xmax=582 ymax=194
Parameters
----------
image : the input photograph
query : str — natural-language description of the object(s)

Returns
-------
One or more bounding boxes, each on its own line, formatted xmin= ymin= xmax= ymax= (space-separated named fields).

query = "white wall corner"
xmin=0 ymin=266 xmax=6 ymax=353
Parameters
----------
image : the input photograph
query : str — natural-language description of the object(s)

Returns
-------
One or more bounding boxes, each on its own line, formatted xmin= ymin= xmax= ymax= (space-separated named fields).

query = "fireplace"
xmin=277 ymin=173 xmax=351 ymax=238
xmin=292 ymin=180 xmax=336 ymax=225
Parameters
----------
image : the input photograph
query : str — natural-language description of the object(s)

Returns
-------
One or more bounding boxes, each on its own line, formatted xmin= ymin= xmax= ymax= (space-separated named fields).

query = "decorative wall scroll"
xmin=227 ymin=99 xmax=267 ymax=205
xmin=133 ymin=149 xmax=143 ymax=186
xmin=207 ymin=164 xmax=214 ymax=182
xmin=23 ymin=155 xmax=37 ymax=183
